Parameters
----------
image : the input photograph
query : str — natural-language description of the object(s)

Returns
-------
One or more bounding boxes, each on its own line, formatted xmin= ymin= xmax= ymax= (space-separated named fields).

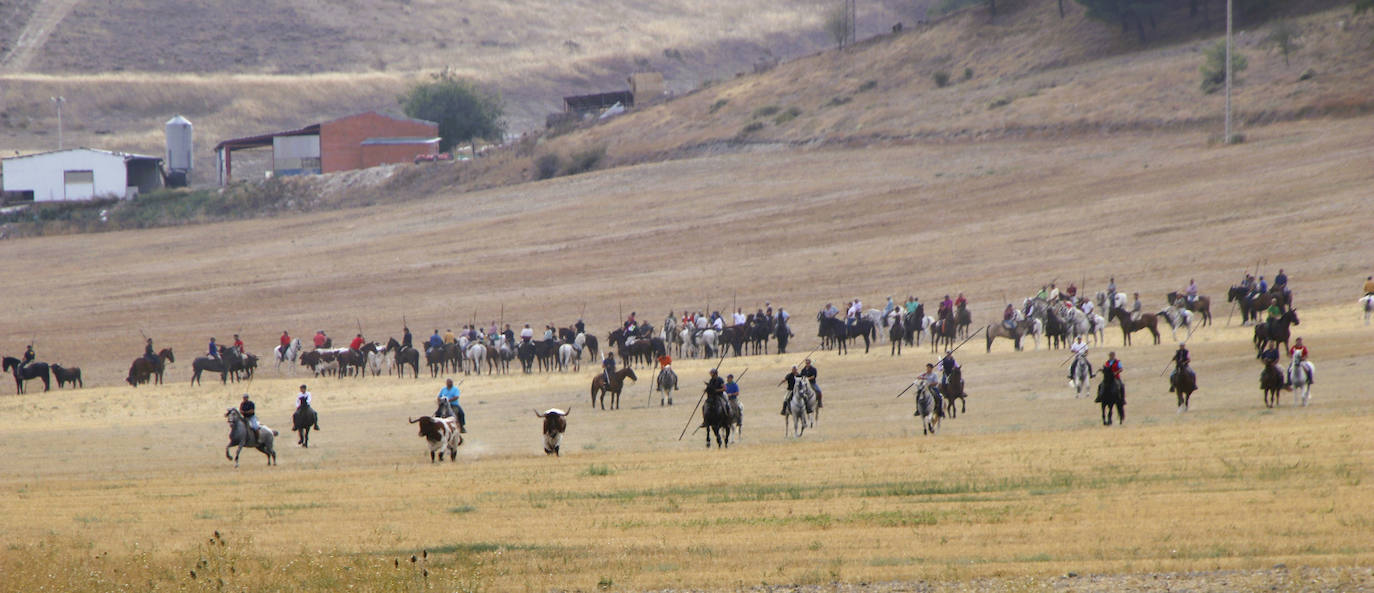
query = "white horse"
xmin=1069 ymin=352 xmax=1093 ymax=398
xmin=1063 ymin=306 xmax=1091 ymax=342
xmin=366 ymin=350 xmax=388 ymax=377
xmin=1288 ymin=356 xmax=1314 ymax=407
xmin=915 ymin=383 xmax=940 ymax=435
xmin=919 ymin=315 xmax=934 ymax=346
xmin=465 ymin=343 xmax=486 ymax=375
xmin=863 ymin=309 xmax=885 ymax=342
xmin=698 ymin=329 xmax=718 ymax=359
xmin=1089 ymin=313 xmax=1106 ymax=344
xmin=558 ymin=343 xmax=579 ymax=372
xmin=574 ymin=332 xmax=588 ymax=360
xmin=1158 ymin=306 xmax=1193 ymax=341
xmin=274 ymin=338 xmax=301 ymax=375
xmin=786 ymin=379 xmax=817 ymax=437
xmin=1361 ymin=295 xmax=1374 ymax=325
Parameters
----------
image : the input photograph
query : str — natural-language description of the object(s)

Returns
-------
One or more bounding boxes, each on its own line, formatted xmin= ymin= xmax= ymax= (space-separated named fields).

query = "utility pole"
xmin=51 ymin=96 xmax=65 ymax=150
xmin=1224 ymin=0 xmax=1233 ymax=144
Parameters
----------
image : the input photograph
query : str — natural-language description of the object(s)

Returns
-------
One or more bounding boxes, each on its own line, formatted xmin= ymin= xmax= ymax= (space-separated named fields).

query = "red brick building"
xmin=214 ymin=111 xmax=440 ymax=184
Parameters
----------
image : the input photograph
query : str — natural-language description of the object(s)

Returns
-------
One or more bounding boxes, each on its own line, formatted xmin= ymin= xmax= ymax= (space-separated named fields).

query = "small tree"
xmin=1200 ymin=40 xmax=1248 ymax=94
xmin=1261 ymin=20 xmax=1302 ymax=67
xmin=1356 ymin=0 xmax=1373 ymax=14
xmin=824 ymin=3 xmax=852 ymax=49
xmin=399 ymin=69 xmax=506 ymax=153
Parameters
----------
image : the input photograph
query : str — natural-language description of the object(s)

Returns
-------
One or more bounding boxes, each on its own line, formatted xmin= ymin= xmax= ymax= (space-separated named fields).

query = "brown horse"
xmin=590 ymin=367 xmax=638 ymax=410
xmin=1108 ymin=307 xmax=1160 ymax=346
xmin=127 ymin=348 xmax=175 ymax=386
xmin=1166 ymin=292 xmax=1212 ymax=326
xmin=1260 ymin=362 xmax=1285 ymax=408
xmin=1170 ymin=364 xmax=1196 ymax=412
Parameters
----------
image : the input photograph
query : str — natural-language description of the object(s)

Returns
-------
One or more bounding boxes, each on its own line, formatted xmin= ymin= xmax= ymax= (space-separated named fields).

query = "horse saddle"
xmin=1002 ymin=320 xmax=1016 ymax=331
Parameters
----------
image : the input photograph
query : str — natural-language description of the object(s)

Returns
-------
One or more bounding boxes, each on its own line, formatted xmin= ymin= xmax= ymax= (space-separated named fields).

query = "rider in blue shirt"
xmin=428 ymin=330 xmax=443 ymax=352
xmin=435 ymin=378 xmax=466 ymax=432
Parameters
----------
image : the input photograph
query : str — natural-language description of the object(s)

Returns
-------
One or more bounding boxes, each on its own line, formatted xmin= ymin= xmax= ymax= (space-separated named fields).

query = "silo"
xmin=165 ymin=115 xmax=193 ymax=187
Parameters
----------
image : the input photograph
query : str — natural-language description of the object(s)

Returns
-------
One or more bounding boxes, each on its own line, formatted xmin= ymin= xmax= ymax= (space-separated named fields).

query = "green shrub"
xmin=773 ymin=106 xmax=802 ymax=124
xmin=1200 ymin=40 xmax=1248 ymax=94
xmin=823 ymin=96 xmax=853 ymax=108
xmin=561 ymin=145 xmax=606 ymax=176
xmin=740 ymin=122 xmax=765 ymax=135
xmin=534 ymin=153 xmax=561 ymax=180
xmin=752 ymin=105 xmax=781 ymax=118
xmin=988 ymin=97 xmax=1012 ymax=109
xmin=964 ymin=67 xmax=974 ymax=80
xmin=933 ymin=71 xmax=951 ymax=87
xmin=708 ymin=98 xmax=729 ymax=114
xmin=857 ymin=80 xmax=878 ymax=92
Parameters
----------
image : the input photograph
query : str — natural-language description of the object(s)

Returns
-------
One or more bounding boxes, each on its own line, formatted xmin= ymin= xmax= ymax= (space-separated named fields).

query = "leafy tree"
xmin=399 ymin=69 xmax=505 ymax=153
xmin=1261 ymin=20 xmax=1302 ymax=67
xmin=824 ymin=3 xmax=852 ymax=49
xmin=1357 ymin=0 xmax=1374 ymax=14
xmin=1200 ymin=40 xmax=1248 ymax=94
xmin=1075 ymin=0 xmax=1165 ymax=43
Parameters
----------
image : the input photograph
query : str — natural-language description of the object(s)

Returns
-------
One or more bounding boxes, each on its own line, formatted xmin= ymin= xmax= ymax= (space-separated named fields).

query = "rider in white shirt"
xmin=1081 ymin=299 xmax=1094 ymax=316
xmin=733 ymin=309 xmax=746 ymax=326
xmin=295 ymin=384 xmax=313 ymax=408
xmin=1068 ymin=337 xmax=1091 ymax=380
xmin=712 ymin=316 xmax=724 ymax=331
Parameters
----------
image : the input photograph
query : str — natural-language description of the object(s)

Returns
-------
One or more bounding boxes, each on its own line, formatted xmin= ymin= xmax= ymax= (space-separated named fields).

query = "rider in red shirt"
xmin=280 ymin=331 xmax=292 ymax=349
xmin=1288 ymin=337 xmax=1308 ymax=361
xmin=350 ymin=334 xmax=365 ymax=351
xmin=313 ymin=331 xmax=327 ymax=349
xmin=231 ymin=334 xmax=245 ymax=355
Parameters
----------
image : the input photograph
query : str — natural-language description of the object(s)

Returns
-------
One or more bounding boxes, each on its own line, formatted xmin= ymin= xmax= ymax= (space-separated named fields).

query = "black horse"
xmin=1096 ymin=369 xmax=1125 ymax=426
xmin=387 ymin=338 xmax=420 ymax=379
xmin=1260 ymin=361 xmax=1285 ymax=408
xmin=942 ymin=366 xmax=967 ymax=418
xmin=190 ymin=354 xmax=229 ymax=385
xmin=930 ymin=313 xmax=957 ymax=354
xmin=1253 ymin=309 xmax=1299 ymax=356
xmin=700 ymin=388 xmax=734 ymax=449
xmin=1170 ymin=363 xmax=1197 ymax=411
xmin=816 ymin=315 xmax=849 ymax=355
xmin=292 ymin=399 xmax=320 ymax=447
xmin=4 ymin=357 xmax=50 ymax=393
xmin=889 ymin=314 xmax=906 ymax=356
xmin=956 ymin=304 xmax=973 ymax=339
xmin=774 ymin=318 xmax=792 ymax=354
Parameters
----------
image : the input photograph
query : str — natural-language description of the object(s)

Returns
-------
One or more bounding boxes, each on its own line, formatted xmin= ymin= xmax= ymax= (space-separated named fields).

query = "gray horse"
xmin=225 ymin=408 xmax=277 ymax=467
xmin=656 ymin=366 xmax=677 ymax=406
xmin=292 ymin=399 xmax=320 ymax=447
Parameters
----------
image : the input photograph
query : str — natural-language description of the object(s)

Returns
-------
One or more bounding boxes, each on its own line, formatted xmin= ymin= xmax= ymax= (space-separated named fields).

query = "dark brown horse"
xmin=942 ymin=366 xmax=967 ymax=418
xmin=4 ymin=357 xmax=50 ymax=393
xmin=1253 ymin=309 xmax=1299 ymax=356
xmin=1260 ymin=361 xmax=1285 ymax=408
xmin=590 ymin=367 xmax=638 ymax=410
xmin=1096 ymin=369 xmax=1125 ymax=425
xmin=1170 ymin=363 xmax=1196 ymax=411
xmin=127 ymin=348 xmax=175 ymax=386
xmin=1108 ymin=307 xmax=1160 ymax=346
xmin=51 ymin=364 xmax=83 ymax=389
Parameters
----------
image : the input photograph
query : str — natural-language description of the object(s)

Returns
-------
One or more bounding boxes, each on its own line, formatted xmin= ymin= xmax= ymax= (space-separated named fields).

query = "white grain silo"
xmin=165 ymin=115 xmax=193 ymax=187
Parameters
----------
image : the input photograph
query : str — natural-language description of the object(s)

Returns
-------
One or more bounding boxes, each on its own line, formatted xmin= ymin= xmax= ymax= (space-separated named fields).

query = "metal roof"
xmin=213 ymin=124 xmax=320 ymax=152
xmin=563 ymin=90 xmax=634 ymax=113
xmin=1 ymin=147 xmax=163 ymax=163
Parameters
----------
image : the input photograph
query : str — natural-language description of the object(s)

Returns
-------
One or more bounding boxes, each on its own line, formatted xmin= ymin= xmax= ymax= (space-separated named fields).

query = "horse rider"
xmin=428 ymin=330 xmax=443 ymax=352
xmin=705 ymin=368 xmax=725 ymax=401
xmin=800 ymin=358 xmax=822 ymax=408
xmin=1102 ymin=351 xmax=1124 ymax=400
xmin=1259 ymin=343 xmax=1280 ymax=367
xmin=20 ymin=344 xmax=35 ymax=368
xmin=349 ymin=333 xmax=365 ymax=353
xmin=434 ymin=378 xmax=466 ymax=432
xmin=402 ymin=327 xmax=413 ymax=350
xmin=883 ymin=296 xmax=895 ymax=319
xmin=543 ymin=325 xmax=556 ymax=342
xmin=1185 ymin=278 xmax=1199 ymax=306
xmin=444 ymin=328 xmax=457 ymax=345
xmin=1130 ymin=292 xmax=1143 ymax=321
xmin=657 ymin=353 xmax=677 ymax=391
xmin=519 ymin=324 xmax=533 ymax=344
xmin=939 ymin=350 xmax=960 ymax=392
xmin=1002 ymin=304 xmax=1017 ymax=330
xmin=724 ymin=373 xmax=742 ymax=424
xmin=938 ymin=295 xmax=954 ymax=319
xmin=1266 ymin=300 xmax=1283 ymax=324
xmin=712 ymin=314 xmax=724 ymax=332
xmin=913 ymin=363 xmax=943 ymax=417
xmin=732 ymin=308 xmax=746 ymax=327
xmin=1048 ymin=283 xmax=1060 ymax=301
xmin=1035 ymin=286 xmax=1049 ymax=301
xmin=1169 ymin=342 xmax=1195 ymax=391
xmin=824 ymin=302 xmax=840 ymax=320
xmin=1066 ymin=282 xmax=1078 ymax=299
xmin=143 ymin=338 xmax=158 ymax=364
xmin=487 ymin=321 xmax=498 ymax=338
xmin=905 ymin=296 xmax=920 ymax=316
xmin=240 ymin=394 xmax=259 ymax=445
xmin=1364 ymin=276 xmax=1374 ymax=297
xmin=1107 ymin=277 xmax=1117 ymax=305
xmin=1080 ymin=296 xmax=1095 ymax=317
xmin=955 ymin=292 xmax=968 ymax=310
xmin=502 ymin=325 xmax=515 ymax=345
xmin=208 ymin=337 xmax=220 ymax=359
xmin=313 ymin=330 xmax=326 ymax=350
xmin=778 ymin=366 xmax=801 ymax=415
xmin=575 ymin=318 xmax=586 ymax=335
xmin=231 ymin=334 xmax=245 ymax=357
xmin=279 ymin=331 xmax=292 ymax=361
xmin=1068 ymin=337 xmax=1091 ymax=380
xmin=602 ymin=352 xmax=617 ymax=389
xmin=1288 ymin=337 xmax=1313 ymax=387
xmin=296 ymin=384 xmax=313 ymax=409
xmin=779 ymin=307 xmax=790 ymax=324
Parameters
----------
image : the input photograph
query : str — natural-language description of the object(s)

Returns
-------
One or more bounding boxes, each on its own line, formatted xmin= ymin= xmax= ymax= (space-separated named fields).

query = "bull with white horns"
xmin=535 ymin=408 xmax=570 ymax=456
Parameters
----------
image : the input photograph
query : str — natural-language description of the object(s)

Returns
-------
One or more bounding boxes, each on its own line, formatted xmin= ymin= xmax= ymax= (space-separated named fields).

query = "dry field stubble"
xmin=1 ymin=118 xmax=1373 ymax=591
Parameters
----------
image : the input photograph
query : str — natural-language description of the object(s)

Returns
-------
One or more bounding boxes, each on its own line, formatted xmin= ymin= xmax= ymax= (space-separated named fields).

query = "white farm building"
xmin=1 ymin=148 xmax=164 ymax=202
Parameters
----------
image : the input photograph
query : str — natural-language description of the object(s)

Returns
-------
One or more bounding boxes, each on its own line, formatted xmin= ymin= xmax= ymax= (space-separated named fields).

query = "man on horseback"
xmin=1169 ymin=342 xmax=1195 ymax=392
xmin=313 ymin=330 xmax=327 ymax=349
xmin=779 ymin=366 xmax=800 ymax=415
xmin=20 ymin=344 xmax=34 ymax=369
xmin=435 ymin=378 xmax=466 ymax=432
xmin=280 ymin=331 xmax=292 ymax=361
xmin=939 ymin=351 xmax=960 ymax=393
xmin=1364 ymin=276 xmax=1374 ymax=296
xmin=1068 ymin=337 xmax=1091 ymax=380
xmin=602 ymin=352 xmax=617 ymax=389
xmin=1003 ymin=304 xmax=1017 ymax=331
xmin=800 ymin=359 xmax=822 ymax=408
xmin=1185 ymin=278 xmax=1199 ymax=306
xmin=1107 ymin=277 xmax=1117 ymax=305
xmin=402 ymin=327 xmax=413 ymax=350
xmin=1260 ymin=344 xmax=1280 ymax=366
xmin=240 ymin=394 xmax=259 ymax=444
xmin=724 ymin=373 xmax=741 ymax=425
xmin=1288 ymin=337 xmax=1313 ymax=387
xmin=1100 ymin=352 xmax=1124 ymax=401
xmin=349 ymin=333 xmax=365 ymax=352
xmin=231 ymin=334 xmax=245 ymax=357
xmin=208 ymin=337 xmax=220 ymax=360
xmin=705 ymin=368 xmax=725 ymax=400
xmin=1130 ymin=293 xmax=1142 ymax=322
xmin=657 ymin=353 xmax=676 ymax=389
xmin=428 ymin=329 xmax=443 ymax=352
xmin=1274 ymin=269 xmax=1288 ymax=291
xmin=913 ymin=363 xmax=944 ymax=417
xmin=1066 ymin=283 xmax=1077 ymax=299
xmin=143 ymin=338 xmax=158 ymax=365
xmin=938 ymin=295 xmax=954 ymax=320
xmin=444 ymin=328 xmax=457 ymax=345
xmin=296 ymin=384 xmax=313 ymax=408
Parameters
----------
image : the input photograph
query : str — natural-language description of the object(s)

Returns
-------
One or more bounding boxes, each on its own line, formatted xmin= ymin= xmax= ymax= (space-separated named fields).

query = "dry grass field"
xmin=1 ymin=111 xmax=1373 ymax=591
